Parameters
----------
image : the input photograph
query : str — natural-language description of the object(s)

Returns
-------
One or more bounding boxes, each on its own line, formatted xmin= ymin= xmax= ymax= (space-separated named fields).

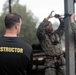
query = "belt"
xmin=46 ymin=56 xmax=56 ymax=59
xmin=46 ymin=54 xmax=64 ymax=61
xmin=46 ymin=56 xmax=57 ymax=62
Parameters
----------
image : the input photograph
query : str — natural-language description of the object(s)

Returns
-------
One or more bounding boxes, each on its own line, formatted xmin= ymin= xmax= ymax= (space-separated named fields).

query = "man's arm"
xmin=48 ymin=14 xmax=65 ymax=44
xmin=70 ymin=13 xmax=76 ymax=34
xmin=27 ymin=49 xmax=33 ymax=75
xmin=54 ymin=14 xmax=65 ymax=37
xmin=27 ymin=53 xmax=33 ymax=75
xmin=36 ymin=11 xmax=53 ymax=40
xmin=36 ymin=19 xmax=50 ymax=40
xmin=70 ymin=13 xmax=76 ymax=48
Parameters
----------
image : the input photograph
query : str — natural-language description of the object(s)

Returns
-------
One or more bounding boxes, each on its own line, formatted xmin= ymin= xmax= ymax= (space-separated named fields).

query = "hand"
xmin=54 ymin=14 xmax=64 ymax=22
xmin=46 ymin=10 xmax=54 ymax=20
xmin=54 ymin=14 xmax=61 ymax=18
xmin=71 ymin=13 xmax=76 ymax=23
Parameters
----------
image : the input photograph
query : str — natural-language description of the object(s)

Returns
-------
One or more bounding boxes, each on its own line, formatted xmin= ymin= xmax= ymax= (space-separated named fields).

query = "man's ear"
xmin=15 ymin=23 xmax=19 ymax=29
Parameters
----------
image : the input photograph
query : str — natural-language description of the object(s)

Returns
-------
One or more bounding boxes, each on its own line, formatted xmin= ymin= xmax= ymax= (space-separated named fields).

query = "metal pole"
xmin=74 ymin=0 xmax=76 ymax=3
xmin=64 ymin=0 xmax=75 ymax=75
xmin=9 ymin=0 xmax=11 ymax=13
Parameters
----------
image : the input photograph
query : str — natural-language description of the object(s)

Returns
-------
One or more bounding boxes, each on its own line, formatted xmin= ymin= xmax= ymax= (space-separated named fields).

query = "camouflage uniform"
xmin=71 ymin=22 xmax=76 ymax=74
xmin=36 ymin=18 xmax=66 ymax=75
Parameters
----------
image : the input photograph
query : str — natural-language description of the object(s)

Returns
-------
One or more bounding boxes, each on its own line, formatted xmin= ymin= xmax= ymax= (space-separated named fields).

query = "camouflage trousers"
xmin=44 ymin=55 xmax=66 ymax=75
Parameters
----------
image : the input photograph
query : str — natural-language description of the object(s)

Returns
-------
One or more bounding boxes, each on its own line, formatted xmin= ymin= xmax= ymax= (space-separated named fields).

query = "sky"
xmin=19 ymin=0 xmax=64 ymax=21
xmin=0 ymin=0 xmax=75 ymax=22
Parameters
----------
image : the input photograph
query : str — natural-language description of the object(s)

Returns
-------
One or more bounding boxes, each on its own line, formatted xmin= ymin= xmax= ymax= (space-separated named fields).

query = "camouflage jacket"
xmin=36 ymin=18 xmax=64 ymax=56
xmin=71 ymin=22 xmax=76 ymax=49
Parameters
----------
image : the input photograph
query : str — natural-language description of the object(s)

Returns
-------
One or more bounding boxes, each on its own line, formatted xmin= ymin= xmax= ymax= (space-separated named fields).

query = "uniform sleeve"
xmin=71 ymin=22 xmax=76 ymax=34
xmin=55 ymin=18 xmax=65 ymax=37
xmin=36 ymin=19 xmax=50 ymax=40
xmin=27 ymin=47 xmax=33 ymax=75
xmin=71 ymin=22 xmax=76 ymax=49
xmin=48 ymin=18 xmax=64 ymax=44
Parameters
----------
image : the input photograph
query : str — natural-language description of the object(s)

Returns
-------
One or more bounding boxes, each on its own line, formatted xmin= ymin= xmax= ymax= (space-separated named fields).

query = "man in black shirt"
xmin=0 ymin=13 xmax=33 ymax=75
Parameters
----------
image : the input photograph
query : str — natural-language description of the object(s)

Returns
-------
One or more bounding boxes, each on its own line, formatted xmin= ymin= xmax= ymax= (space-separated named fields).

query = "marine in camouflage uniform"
xmin=36 ymin=12 xmax=66 ymax=75
xmin=71 ymin=14 xmax=76 ymax=74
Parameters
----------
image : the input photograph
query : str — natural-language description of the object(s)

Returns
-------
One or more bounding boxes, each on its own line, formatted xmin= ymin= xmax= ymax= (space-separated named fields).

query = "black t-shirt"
xmin=0 ymin=36 xmax=33 ymax=75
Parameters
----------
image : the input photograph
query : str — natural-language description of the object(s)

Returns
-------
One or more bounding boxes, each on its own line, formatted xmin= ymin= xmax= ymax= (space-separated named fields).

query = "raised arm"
xmin=46 ymin=14 xmax=65 ymax=44
xmin=54 ymin=14 xmax=65 ymax=38
xmin=70 ymin=13 xmax=76 ymax=48
xmin=70 ymin=13 xmax=76 ymax=33
xmin=36 ymin=11 xmax=54 ymax=40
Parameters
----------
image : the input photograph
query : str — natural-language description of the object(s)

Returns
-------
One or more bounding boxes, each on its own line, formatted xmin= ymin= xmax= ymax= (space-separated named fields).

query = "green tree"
xmin=0 ymin=0 xmax=39 ymax=45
